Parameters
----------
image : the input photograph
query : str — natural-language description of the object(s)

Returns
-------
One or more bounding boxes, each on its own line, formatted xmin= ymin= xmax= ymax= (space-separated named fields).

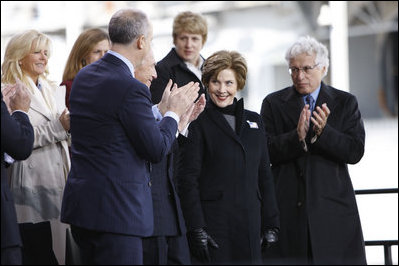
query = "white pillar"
xmin=329 ymin=1 xmax=349 ymax=92
xmin=65 ymin=2 xmax=84 ymax=55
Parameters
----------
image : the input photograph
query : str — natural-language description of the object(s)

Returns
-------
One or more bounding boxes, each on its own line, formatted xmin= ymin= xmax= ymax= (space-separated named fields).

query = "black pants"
xmin=18 ymin=221 xmax=58 ymax=265
xmin=142 ymin=235 xmax=191 ymax=265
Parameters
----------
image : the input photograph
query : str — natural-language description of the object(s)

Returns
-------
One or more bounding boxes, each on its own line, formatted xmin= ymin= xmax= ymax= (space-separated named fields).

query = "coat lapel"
xmin=29 ymin=90 xmax=53 ymax=121
xmin=282 ymin=86 xmax=304 ymax=126
xmin=315 ymin=82 xmax=337 ymax=113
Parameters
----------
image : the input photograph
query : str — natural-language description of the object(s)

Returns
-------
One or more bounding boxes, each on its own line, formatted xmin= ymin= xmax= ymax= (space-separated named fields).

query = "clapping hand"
xmin=178 ymin=93 xmax=206 ymax=133
xmin=311 ymin=103 xmax=330 ymax=136
xmin=2 ymin=78 xmax=31 ymax=113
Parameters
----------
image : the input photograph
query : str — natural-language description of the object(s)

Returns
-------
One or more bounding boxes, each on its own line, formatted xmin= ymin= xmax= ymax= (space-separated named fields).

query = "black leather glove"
xmin=187 ymin=228 xmax=219 ymax=262
xmin=261 ymin=228 xmax=279 ymax=249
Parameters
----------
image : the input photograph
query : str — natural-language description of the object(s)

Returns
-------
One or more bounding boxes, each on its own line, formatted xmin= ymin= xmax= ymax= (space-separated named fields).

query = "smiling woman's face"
xmin=208 ymin=68 xmax=237 ymax=108
xmin=85 ymin=39 xmax=110 ymax=65
xmin=20 ymin=45 xmax=48 ymax=83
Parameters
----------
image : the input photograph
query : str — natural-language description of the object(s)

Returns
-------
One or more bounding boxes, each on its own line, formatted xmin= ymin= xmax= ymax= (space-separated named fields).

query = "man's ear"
xmin=137 ymin=35 xmax=145 ymax=50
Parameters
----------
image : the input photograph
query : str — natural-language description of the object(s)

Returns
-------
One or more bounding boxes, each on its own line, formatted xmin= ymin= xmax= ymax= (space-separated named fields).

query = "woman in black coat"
xmin=177 ymin=50 xmax=280 ymax=265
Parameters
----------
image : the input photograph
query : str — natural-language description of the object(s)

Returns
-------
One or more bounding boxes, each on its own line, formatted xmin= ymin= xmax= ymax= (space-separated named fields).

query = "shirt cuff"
xmin=4 ymin=153 xmax=15 ymax=164
xmin=164 ymin=111 xmax=180 ymax=125
xmin=179 ymin=123 xmax=190 ymax=137
xmin=153 ymin=105 xmax=179 ymax=137
xmin=164 ymin=111 xmax=180 ymax=138
xmin=152 ymin=105 xmax=163 ymax=121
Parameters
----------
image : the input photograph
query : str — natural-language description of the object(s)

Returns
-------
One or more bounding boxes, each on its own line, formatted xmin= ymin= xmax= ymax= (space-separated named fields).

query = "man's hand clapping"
xmin=178 ymin=93 xmax=206 ymax=133
xmin=157 ymin=79 xmax=200 ymax=118
xmin=2 ymin=79 xmax=31 ymax=113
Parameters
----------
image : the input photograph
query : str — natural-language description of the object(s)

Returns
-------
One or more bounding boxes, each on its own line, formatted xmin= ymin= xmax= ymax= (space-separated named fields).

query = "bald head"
xmin=108 ymin=8 xmax=150 ymax=45
xmin=134 ymin=51 xmax=157 ymax=87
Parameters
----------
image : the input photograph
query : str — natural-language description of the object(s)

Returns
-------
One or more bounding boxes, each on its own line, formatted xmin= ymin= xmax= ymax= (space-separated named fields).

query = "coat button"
xmin=297 ymin=201 xmax=303 ymax=207
xmin=148 ymin=181 xmax=152 ymax=187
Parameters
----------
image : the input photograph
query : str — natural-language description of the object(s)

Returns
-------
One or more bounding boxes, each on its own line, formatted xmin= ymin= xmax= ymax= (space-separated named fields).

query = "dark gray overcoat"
xmin=260 ymin=82 xmax=367 ymax=265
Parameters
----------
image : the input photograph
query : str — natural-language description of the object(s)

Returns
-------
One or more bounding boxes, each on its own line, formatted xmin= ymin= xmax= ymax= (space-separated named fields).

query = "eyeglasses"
xmin=289 ymin=63 xmax=319 ymax=75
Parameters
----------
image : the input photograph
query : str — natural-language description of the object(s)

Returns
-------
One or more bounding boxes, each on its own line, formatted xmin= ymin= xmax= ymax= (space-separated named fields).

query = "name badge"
xmin=246 ymin=120 xmax=259 ymax=129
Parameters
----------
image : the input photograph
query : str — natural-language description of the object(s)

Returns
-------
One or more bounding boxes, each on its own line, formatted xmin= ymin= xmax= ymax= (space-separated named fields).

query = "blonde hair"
xmin=62 ymin=28 xmax=110 ymax=81
xmin=1 ymin=29 xmax=58 ymax=114
xmin=173 ymin=11 xmax=208 ymax=45
xmin=202 ymin=50 xmax=247 ymax=91
xmin=1 ymin=29 xmax=53 ymax=90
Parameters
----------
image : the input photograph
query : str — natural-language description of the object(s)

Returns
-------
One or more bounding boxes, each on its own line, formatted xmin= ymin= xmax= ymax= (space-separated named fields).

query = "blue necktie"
xmin=305 ymin=95 xmax=315 ymax=144
xmin=306 ymin=95 xmax=315 ymax=112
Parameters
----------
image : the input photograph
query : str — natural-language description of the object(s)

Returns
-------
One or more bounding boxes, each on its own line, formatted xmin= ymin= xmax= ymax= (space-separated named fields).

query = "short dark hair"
xmin=108 ymin=8 xmax=149 ymax=45
xmin=202 ymin=50 xmax=247 ymax=91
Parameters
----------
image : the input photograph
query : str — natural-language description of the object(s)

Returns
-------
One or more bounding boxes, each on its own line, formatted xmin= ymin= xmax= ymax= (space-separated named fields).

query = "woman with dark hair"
xmin=177 ymin=50 xmax=280 ymax=264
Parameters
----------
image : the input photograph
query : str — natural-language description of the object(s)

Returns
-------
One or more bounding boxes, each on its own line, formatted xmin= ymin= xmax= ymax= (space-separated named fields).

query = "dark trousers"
xmin=1 ymin=246 xmax=22 ymax=265
xmin=143 ymin=235 xmax=191 ymax=265
xmin=71 ymin=226 xmax=143 ymax=265
xmin=18 ymin=221 xmax=58 ymax=265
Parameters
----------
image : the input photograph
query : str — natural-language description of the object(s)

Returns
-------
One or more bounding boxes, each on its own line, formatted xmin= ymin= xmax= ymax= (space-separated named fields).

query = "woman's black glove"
xmin=187 ymin=228 xmax=219 ymax=262
xmin=260 ymin=228 xmax=279 ymax=249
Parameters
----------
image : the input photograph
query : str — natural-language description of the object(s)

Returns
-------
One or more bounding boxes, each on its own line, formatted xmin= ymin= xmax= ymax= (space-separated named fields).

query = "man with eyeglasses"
xmin=260 ymin=36 xmax=366 ymax=265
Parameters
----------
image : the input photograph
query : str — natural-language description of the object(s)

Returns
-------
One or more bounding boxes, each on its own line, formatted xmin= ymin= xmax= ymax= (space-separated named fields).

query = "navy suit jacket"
xmin=149 ymin=138 xmax=186 ymax=237
xmin=61 ymin=53 xmax=178 ymax=237
xmin=1 ymin=93 xmax=34 ymax=248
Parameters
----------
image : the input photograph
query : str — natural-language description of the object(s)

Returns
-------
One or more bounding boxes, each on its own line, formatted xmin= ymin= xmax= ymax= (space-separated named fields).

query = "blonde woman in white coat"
xmin=1 ymin=29 xmax=70 ymax=265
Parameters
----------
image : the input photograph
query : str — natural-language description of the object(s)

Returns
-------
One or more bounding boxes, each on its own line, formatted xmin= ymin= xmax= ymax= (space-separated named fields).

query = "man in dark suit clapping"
xmin=135 ymin=49 xmax=206 ymax=265
xmin=1 ymin=82 xmax=34 ymax=265
xmin=260 ymin=36 xmax=366 ymax=265
xmin=61 ymin=8 xmax=200 ymax=265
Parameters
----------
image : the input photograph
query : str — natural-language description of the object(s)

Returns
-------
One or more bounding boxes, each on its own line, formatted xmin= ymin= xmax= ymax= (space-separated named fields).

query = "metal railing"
xmin=355 ymin=188 xmax=398 ymax=265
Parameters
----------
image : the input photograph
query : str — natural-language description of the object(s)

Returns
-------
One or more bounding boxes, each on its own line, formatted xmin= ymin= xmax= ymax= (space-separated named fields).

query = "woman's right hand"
xmin=59 ymin=108 xmax=70 ymax=131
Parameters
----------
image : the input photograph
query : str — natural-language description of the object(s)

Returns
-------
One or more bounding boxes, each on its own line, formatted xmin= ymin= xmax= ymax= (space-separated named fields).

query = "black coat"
xmin=260 ymin=82 xmax=367 ymax=264
xmin=177 ymin=99 xmax=279 ymax=264
xmin=150 ymin=48 xmax=205 ymax=104
xmin=1 ymin=93 xmax=34 ymax=250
